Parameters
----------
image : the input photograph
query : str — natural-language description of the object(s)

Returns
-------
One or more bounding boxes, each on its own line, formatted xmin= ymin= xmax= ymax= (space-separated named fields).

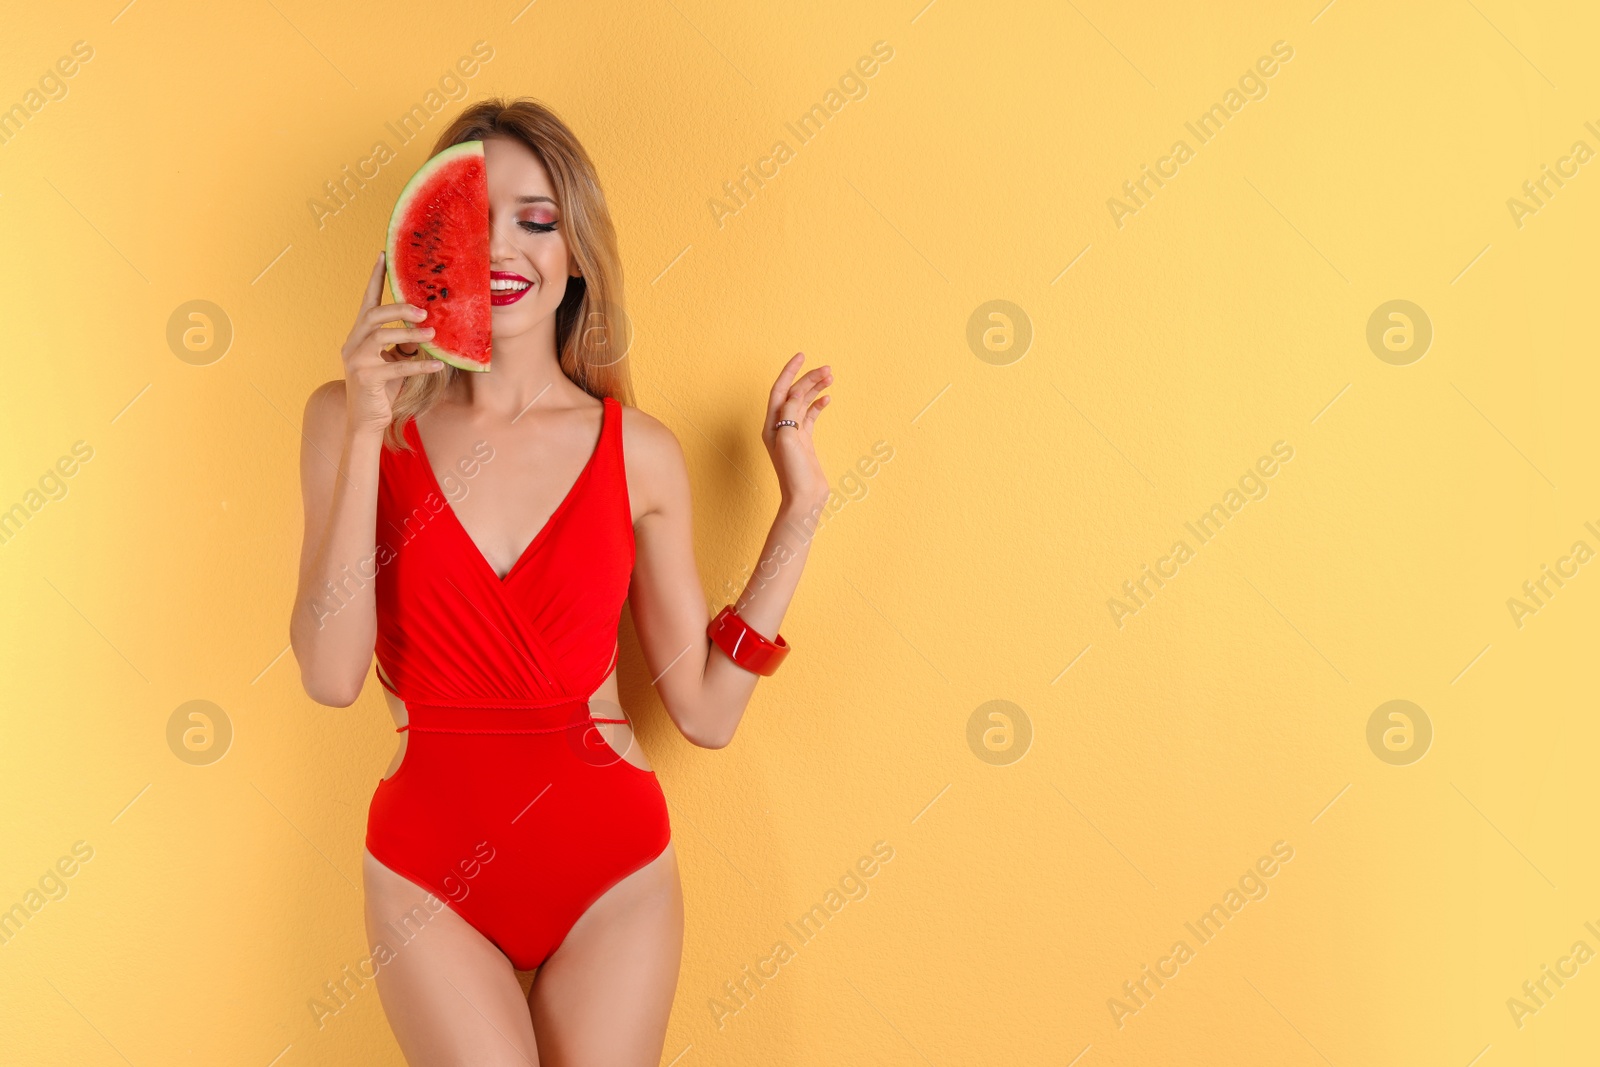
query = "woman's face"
xmin=483 ymin=134 xmax=578 ymax=339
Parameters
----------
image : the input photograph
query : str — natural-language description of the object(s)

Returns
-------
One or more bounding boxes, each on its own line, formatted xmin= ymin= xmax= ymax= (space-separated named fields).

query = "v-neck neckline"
xmin=408 ymin=396 xmax=610 ymax=585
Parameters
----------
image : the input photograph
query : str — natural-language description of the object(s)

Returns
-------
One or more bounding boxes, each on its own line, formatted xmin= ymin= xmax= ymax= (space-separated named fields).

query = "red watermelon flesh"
xmin=385 ymin=140 xmax=492 ymax=372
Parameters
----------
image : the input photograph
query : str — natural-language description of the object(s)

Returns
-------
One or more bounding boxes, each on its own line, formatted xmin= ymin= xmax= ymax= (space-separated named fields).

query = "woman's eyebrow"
xmin=515 ymin=195 xmax=557 ymax=205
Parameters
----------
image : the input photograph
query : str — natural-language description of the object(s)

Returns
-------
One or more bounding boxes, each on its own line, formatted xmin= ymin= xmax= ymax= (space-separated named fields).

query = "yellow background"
xmin=2 ymin=0 xmax=1595 ymax=1063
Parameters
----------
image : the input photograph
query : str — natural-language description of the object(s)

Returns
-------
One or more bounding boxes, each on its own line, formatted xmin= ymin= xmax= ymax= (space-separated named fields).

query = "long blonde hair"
xmin=383 ymin=97 xmax=634 ymax=451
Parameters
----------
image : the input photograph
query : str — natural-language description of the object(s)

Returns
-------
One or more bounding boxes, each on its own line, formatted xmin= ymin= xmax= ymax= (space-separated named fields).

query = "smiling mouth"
xmin=491 ymin=273 xmax=532 ymax=307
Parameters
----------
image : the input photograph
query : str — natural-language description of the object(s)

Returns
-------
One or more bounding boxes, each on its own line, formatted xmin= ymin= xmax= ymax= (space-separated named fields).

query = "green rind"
xmin=419 ymin=337 xmax=490 ymax=372
xmin=384 ymin=140 xmax=488 ymax=372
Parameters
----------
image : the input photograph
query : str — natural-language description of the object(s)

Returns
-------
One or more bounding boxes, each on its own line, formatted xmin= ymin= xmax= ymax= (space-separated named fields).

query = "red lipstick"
xmin=490 ymin=270 xmax=532 ymax=307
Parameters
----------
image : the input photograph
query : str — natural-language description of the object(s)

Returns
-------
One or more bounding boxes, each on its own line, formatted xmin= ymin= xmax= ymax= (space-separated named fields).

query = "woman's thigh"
xmin=528 ymin=841 xmax=684 ymax=1067
xmin=362 ymin=848 xmax=540 ymax=1067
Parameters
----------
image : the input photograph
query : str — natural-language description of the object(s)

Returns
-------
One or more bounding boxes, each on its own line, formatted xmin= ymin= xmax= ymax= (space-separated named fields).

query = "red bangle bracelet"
xmin=708 ymin=605 xmax=790 ymax=676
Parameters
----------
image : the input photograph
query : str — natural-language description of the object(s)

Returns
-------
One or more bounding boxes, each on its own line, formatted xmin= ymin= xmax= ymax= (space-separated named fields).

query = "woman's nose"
xmin=487 ymin=211 xmax=515 ymax=262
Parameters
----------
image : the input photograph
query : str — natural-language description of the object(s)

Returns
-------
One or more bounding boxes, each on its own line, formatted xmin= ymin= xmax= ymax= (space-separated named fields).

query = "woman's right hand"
xmin=341 ymin=251 xmax=445 ymax=436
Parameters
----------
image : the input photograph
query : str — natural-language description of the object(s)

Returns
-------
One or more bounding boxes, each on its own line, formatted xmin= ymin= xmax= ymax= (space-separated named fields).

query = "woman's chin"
xmin=490 ymin=306 xmax=556 ymax=339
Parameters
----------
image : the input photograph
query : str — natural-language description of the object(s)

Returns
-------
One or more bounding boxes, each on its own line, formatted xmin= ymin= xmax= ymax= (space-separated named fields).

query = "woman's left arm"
xmin=625 ymin=354 xmax=834 ymax=748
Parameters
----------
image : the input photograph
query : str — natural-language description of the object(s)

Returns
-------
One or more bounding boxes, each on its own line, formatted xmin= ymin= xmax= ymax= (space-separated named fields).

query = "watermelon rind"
xmin=384 ymin=140 xmax=490 ymax=373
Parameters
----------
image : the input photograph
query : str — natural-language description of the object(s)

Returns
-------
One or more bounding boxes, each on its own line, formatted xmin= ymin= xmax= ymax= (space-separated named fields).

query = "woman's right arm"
xmin=290 ymin=253 xmax=444 ymax=707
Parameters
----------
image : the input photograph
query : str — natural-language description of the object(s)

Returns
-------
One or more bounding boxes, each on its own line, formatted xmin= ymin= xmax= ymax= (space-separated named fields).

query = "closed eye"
xmin=520 ymin=220 xmax=558 ymax=234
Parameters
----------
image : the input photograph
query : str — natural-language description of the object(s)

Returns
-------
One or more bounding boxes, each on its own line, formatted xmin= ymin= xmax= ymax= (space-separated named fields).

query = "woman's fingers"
xmin=784 ymin=363 xmax=830 ymax=397
xmin=767 ymin=353 xmax=806 ymax=412
xmin=769 ymin=355 xmax=834 ymax=428
xmin=371 ymin=325 xmax=435 ymax=349
xmin=358 ymin=252 xmax=387 ymax=315
xmin=775 ymin=369 xmax=830 ymax=429
xmin=802 ymin=393 xmax=830 ymax=431
xmin=371 ymin=356 xmax=446 ymax=380
xmin=363 ymin=301 xmax=428 ymax=331
xmin=787 ymin=366 xmax=831 ymax=407
xmin=378 ymin=342 xmax=422 ymax=363
xmin=765 ymin=353 xmax=832 ymax=452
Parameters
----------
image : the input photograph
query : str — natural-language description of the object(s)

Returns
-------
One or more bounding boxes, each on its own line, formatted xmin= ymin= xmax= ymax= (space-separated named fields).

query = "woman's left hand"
xmin=762 ymin=352 xmax=833 ymax=512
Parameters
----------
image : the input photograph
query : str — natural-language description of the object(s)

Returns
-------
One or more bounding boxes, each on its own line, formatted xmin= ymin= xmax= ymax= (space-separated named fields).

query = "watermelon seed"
xmin=427 ymin=294 xmax=437 ymax=301
xmin=440 ymin=289 xmax=448 ymax=297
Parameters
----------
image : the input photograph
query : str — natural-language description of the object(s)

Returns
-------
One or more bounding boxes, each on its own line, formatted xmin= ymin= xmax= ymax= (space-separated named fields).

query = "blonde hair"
xmin=383 ymin=97 xmax=634 ymax=451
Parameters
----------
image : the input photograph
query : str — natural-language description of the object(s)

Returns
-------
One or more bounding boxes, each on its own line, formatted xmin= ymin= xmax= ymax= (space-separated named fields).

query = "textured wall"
xmin=1 ymin=1 xmax=1595 ymax=1064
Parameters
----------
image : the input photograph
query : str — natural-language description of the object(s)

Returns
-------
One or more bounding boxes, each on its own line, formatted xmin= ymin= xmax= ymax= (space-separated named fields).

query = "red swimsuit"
xmin=364 ymin=395 xmax=671 ymax=971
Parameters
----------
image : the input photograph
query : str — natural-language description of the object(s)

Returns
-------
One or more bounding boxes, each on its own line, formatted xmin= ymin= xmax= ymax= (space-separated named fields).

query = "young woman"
xmin=290 ymin=98 xmax=832 ymax=1065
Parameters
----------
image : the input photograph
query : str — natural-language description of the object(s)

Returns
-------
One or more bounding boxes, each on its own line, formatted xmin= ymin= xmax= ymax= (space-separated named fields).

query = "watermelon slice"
xmin=385 ymin=140 xmax=492 ymax=372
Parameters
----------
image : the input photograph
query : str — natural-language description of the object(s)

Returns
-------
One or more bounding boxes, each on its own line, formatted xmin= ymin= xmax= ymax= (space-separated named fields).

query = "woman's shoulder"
xmin=302 ymin=379 xmax=348 ymax=440
xmin=616 ymin=401 xmax=683 ymax=462
xmin=617 ymin=401 xmax=689 ymax=515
